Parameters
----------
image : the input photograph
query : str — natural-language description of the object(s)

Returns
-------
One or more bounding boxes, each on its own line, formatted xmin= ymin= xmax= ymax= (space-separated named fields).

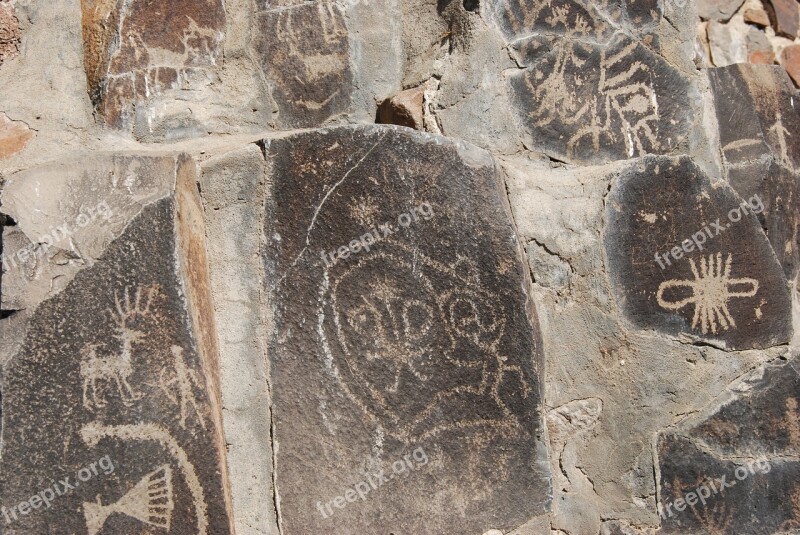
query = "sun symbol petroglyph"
xmin=657 ymin=253 xmax=759 ymax=335
xmin=81 ymin=286 xmax=158 ymax=410
xmin=84 ymin=465 xmax=174 ymax=535
xmin=318 ymin=240 xmax=533 ymax=443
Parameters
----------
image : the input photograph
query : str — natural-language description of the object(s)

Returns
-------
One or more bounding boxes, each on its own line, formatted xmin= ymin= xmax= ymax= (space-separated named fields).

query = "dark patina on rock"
xmin=507 ymin=35 xmax=691 ymax=164
xmin=81 ymin=0 xmax=226 ymax=130
xmin=255 ymin=0 xmax=353 ymax=128
xmin=708 ymin=64 xmax=800 ymax=281
xmin=605 ymin=156 xmax=792 ymax=350
xmin=0 ymin=155 xmax=232 ymax=534
xmin=657 ymin=357 xmax=800 ymax=533
xmin=264 ymin=125 xmax=550 ymax=534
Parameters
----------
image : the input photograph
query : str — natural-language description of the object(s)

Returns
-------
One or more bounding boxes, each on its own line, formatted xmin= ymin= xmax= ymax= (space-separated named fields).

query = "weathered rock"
xmin=708 ymin=64 xmax=800 ymax=279
xmin=80 ymin=0 xmax=226 ymax=131
xmin=657 ymin=357 xmax=800 ymax=533
xmin=264 ymin=125 xmax=550 ymax=533
xmin=782 ymin=44 xmax=800 ymax=86
xmin=747 ymin=26 xmax=776 ymax=64
xmin=0 ymin=112 xmax=33 ymax=159
xmin=378 ymin=86 xmax=426 ymax=130
xmin=254 ymin=1 xmax=353 ymax=128
xmin=605 ymin=156 xmax=792 ymax=350
xmin=708 ymin=19 xmax=748 ymax=66
xmin=0 ymin=154 xmax=233 ymax=534
xmin=0 ymin=1 xmax=20 ymax=65
xmin=697 ymin=0 xmax=746 ymax=21
xmin=744 ymin=5 xmax=772 ymax=26
xmin=763 ymin=0 xmax=799 ymax=38
xmin=508 ymin=35 xmax=692 ymax=164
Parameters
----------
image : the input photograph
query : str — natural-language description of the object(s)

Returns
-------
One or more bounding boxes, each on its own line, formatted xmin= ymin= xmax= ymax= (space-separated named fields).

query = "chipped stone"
xmin=697 ymin=0 xmax=746 ymax=21
xmin=781 ymin=43 xmax=800 ymax=86
xmin=378 ymin=86 xmax=426 ymax=130
xmin=0 ymin=1 xmax=20 ymax=65
xmin=763 ymin=0 xmax=800 ymax=38
xmin=0 ymin=112 xmax=33 ymax=159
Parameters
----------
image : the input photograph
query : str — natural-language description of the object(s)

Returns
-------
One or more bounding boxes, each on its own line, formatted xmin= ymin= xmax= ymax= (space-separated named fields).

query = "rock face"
xmin=263 ymin=125 xmax=550 ymax=534
xmin=0 ymin=154 xmax=233 ymax=534
xmin=708 ymin=64 xmax=800 ymax=281
xmin=657 ymin=357 xmax=800 ymax=533
xmin=2 ymin=0 xmax=800 ymax=533
xmin=80 ymin=0 xmax=226 ymax=131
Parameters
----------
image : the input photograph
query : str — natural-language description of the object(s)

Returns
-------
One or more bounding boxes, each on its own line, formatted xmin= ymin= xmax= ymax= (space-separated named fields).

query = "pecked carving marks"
xmin=265 ymin=125 xmax=549 ymax=534
xmin=80 ymin=0 xmax=226 ymax=129
xmin=254 ymin=2 xmax=353 ymax=128
xmin=508 ymin=35 xmax=691 ymax=164
xmin=605 ymin=156 xmax=792 ymax=349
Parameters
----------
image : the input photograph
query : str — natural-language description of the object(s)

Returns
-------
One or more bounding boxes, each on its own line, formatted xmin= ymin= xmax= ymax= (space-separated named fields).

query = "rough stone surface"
xmin=709 ymin=64 xmax=800 ymax=280
xmin=0 ymin=1 xmax=20 ymax=65
xmin=605 ymin=156 xmax=792 ymax=350
xmin=378 ymin=86 xmax=426 ymax=130
xmin=0 ymin=154 xmax=233 ymax=534
xmin=0 ymin=112 xmax=32 ymax=159
xmin=657 ymin=357 xmax=800 ymax=533
xmin=81 ymin=0 xmax=226 ymax=131
xmin=698 ymin=0 xmax=747 ymax=21
xmin=748 ymin=26 xmax=777 ymax=63
xmin=782 ymin=43 xmax=800 ymax=85
xmin=745 ymin=5 xmax=772 ymax=25
xmin=264 ymin=125 xmax=550 ymax=534
xmin=763 ymin=0 xmax=800 ymax=38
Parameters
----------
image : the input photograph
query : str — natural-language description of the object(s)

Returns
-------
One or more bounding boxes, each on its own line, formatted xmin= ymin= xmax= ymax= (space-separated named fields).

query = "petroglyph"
xmin=82 ymin=422 xmax=209 ymax=534
xmin=160 ymin=345 xmax=207 ymax=430
xmin=81 ymin=286 xmax=158 ymax=410
xmin=255 ymin=1 xmax=353 ymax=127
xmin=509 ymin=35 xmax=690 ymax=163
xmin=657 ymin=254 xmax=759 ymax=335
xmin=84 ymin=465 xmax=174 ymax=535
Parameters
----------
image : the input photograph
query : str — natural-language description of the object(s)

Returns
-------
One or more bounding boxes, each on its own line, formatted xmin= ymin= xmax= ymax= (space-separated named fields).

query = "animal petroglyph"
xmin=84 ymin=465 xmax=174 ymax=535
xmin=81 ymin=286 xmax=158 ymax=410
xmin=657 ymin=254 xmax=759 ymax=335
xmin=160 ymin=345 xmax=207 ymax=430
xmin=319 ymin=241 xmax=532 ymax=443
xmin=81 ymin=422 xmax=209 ymax=534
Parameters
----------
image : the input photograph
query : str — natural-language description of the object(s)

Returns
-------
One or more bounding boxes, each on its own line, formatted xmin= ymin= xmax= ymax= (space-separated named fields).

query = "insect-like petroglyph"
xmin=526 ymin=38 xmax=660 ymax=160
xmin=159 ymin=346 xmax=207 ymax=430
xmin=82 ymin=422 xmax=209 ymax=534
xmin=318 ymin=242 xmax=532 ymax=443
xmin=657 ymin=253 xmax=759 ymax=335
xmin=84 ymin=465 xmax=174 ymax=535
xmin=81 ymin=286 xmax=158 ymax=409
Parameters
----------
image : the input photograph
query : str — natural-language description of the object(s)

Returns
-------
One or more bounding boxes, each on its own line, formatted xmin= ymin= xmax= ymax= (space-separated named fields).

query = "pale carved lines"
xmin=81 ymin=422 xmax=209 ymax=534
xmin=657 ymin=253 xmax=759 ymax=335
xmin=84 ymin=464 xmax=174 ymax=535
xmin=319 ymin=240 xmax=531 ymax=443
xmin=159 ymin=346 xmax=207 ymax=430
xmin=81 ymin=286 xmax=157 ymax=410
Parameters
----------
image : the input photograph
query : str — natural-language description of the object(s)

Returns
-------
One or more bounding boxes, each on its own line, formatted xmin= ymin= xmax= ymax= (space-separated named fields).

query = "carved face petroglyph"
xmin=319 ymin=241 xmax=530 ymax=442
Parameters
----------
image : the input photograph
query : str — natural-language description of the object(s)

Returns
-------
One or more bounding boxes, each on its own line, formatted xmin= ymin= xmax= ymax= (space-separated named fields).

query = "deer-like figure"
xmin=81 ymin=286 xmax=157 ymax=410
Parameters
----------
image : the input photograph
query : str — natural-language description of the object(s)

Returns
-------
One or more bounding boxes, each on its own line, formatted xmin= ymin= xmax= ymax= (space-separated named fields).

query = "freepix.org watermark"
xmin=320 ymin=202 xmax=434 ymax=268
xmin=2 ymin=455 xmax=116 ymax=525
xmin=654 ymin=194 xmax=764 ymax=270
xmin=1 ymin=201 xmax=113 ymax=273
xmin=316 ymin=447 xmax=429 ymax=519
xmin=658 ymin=458 xmax=771 ymax=519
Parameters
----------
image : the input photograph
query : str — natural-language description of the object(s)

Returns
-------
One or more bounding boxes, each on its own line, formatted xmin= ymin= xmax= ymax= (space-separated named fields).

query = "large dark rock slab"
xmin=81 ymin=0 xmax=226 ymax=130
xmin=708 ymin=64 xmax=800 ymax=281
xmin=0 ymin=155 xmax=233 ymax=534
xmin=264 ymin=125 xmax=550 ymax=534
xmin=657 ymin=357 xmax=800 ymax=533
xmin=507 ymin=35 xmax=692 ymax=164
xmin=605 ymin=156 xmax=792 ymax=349
xmin=255 ymin=1 xmax=354 ymax=128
